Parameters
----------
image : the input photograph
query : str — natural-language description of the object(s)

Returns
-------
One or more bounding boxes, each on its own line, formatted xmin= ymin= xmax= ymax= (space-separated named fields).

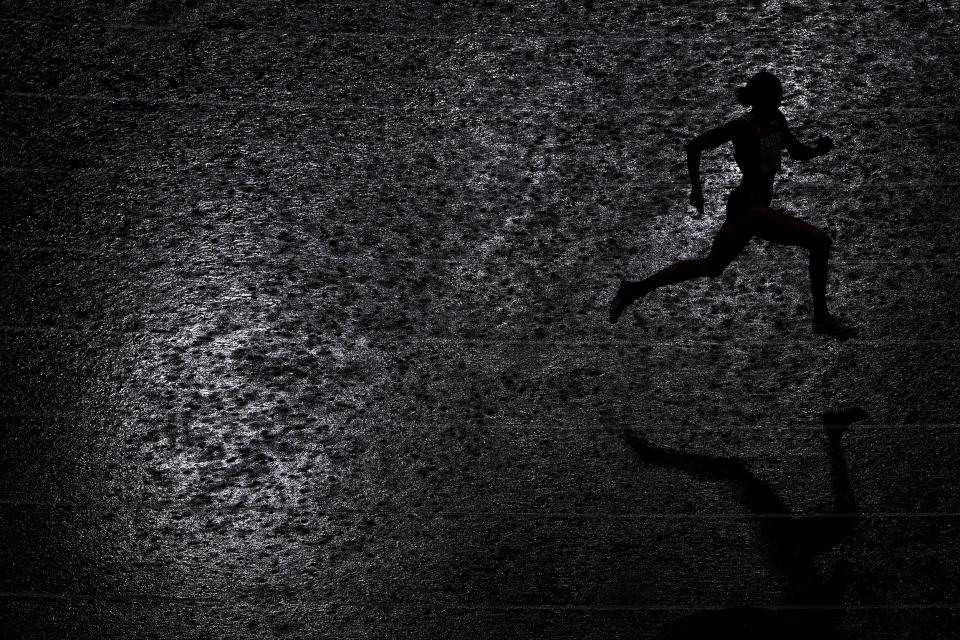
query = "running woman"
xmin=609 ymin=71 xmax=855 ymax=339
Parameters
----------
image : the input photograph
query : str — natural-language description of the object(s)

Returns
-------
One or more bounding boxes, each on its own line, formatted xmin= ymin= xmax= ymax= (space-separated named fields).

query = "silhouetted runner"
xmin=609 ymin=71 xmax=855 ymax=339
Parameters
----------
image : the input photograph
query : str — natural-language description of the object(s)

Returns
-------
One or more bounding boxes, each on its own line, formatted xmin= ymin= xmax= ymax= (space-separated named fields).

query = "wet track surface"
xmin=2 ymin=1 xmax=960 ymax=637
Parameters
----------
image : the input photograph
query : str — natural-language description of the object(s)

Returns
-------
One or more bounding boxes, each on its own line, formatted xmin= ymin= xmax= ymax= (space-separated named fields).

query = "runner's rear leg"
xmin=609 ymin=221 xmax=749 ymax=323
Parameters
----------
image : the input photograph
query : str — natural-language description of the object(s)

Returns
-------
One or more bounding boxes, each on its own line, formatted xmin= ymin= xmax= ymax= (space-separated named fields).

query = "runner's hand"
xmin=690 ymin=189 xmax=704 ymax=215
xmin=815 ymin=136 xmax=834 ymax=155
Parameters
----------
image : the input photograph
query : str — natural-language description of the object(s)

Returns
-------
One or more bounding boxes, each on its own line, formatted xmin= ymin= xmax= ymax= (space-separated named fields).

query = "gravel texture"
xmin=2 ymin=1 xmax=959 ymax=638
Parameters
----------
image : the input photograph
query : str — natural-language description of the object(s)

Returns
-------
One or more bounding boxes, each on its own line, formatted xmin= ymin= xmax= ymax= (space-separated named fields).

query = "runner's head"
xmin=736 ymin=71 xmax=783 ymax=112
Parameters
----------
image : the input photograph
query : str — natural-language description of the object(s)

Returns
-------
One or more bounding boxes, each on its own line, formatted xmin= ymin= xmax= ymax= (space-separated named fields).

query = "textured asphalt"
xmin=2 ymin=1 xmax=960 ymax=638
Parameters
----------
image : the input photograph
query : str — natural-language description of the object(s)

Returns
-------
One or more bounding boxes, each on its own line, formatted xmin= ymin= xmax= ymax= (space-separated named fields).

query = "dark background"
xmin=2 ymin=1 xmax=959 ymax=637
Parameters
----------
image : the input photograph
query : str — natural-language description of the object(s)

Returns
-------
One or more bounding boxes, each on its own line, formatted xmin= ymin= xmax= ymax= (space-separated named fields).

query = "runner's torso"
xmin=731 ymin=110 xmax=789 ymax=203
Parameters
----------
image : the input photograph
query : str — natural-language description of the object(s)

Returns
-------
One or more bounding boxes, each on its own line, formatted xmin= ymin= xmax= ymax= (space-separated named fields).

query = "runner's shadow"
xmin=624 ymin=408 xmax=867 ymax=637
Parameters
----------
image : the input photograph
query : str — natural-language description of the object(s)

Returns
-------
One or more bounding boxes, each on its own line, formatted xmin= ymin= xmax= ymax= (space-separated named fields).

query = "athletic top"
xmin=727 ymin=110 xmax=796 ymax=214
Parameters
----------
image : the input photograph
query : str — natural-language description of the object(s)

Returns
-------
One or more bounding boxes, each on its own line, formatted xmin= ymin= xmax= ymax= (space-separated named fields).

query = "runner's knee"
xmin=803 ymin=229 xmax=833 ymax=255
xmin=704 ymin=258 xmax=727 ymax=277
xmin=810 ymin=231 xmax=832 ymax=255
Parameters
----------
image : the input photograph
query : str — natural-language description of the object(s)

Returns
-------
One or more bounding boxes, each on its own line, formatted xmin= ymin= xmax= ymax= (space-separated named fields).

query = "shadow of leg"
xmin=622 ymin=423 xmax=864 ymax=636
xmin=622 ymin=429 xmax=821 ymax=602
